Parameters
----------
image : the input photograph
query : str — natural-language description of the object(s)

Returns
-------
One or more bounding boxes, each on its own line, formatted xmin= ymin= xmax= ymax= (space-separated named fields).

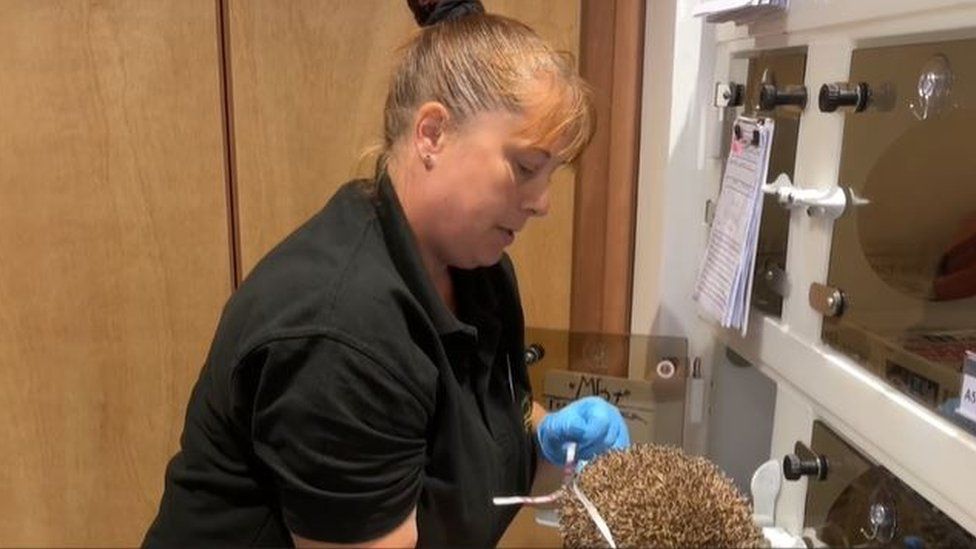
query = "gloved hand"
xmin=537 ymin=396 xmax=630 ymax=465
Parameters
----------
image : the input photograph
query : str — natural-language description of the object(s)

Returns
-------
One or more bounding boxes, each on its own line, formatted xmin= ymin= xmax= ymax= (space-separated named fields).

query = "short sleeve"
xmin=244 ymin=334 xmax=431 ymax=543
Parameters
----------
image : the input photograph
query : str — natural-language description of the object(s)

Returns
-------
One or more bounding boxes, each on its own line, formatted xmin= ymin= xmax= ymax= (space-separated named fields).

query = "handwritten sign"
xmin=544 ymin=371 xmax=653 ymax=406
xmin=543 ymin=370 xmax=686 ymax=445
xmin=957 ymin=352 xmax=976 ymax=423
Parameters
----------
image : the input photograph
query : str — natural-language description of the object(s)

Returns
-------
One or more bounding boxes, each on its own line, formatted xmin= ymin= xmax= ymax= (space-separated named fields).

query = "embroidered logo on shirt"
xmin=521 ymin=393 xmax=533 ymax=434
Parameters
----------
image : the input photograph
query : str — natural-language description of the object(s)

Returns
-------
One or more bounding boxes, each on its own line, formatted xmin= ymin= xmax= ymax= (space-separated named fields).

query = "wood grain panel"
xmin=229 ymin=0 xmax=579 ymax=330
xmin=227 ymin=1 xmax=416 ymax=277
xmin=571 ymin=0 xmax=645 ymax=336
xmin=0 ymin=1 xmax=231 ymax=545
xmin=488 ymin=0 xmax=581 ymax=331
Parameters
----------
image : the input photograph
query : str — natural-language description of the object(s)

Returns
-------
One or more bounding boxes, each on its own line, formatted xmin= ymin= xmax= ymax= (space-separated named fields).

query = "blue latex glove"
xmin=537 ymin=396 xmax=631 ymax=465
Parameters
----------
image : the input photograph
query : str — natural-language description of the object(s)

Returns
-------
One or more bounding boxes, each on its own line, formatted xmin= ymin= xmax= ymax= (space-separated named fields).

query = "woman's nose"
xmin=521 ymin=187 xmax=550 ymax=217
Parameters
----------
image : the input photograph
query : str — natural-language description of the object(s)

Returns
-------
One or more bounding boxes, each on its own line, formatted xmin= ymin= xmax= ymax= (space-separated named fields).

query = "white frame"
xmin=632 ymin=0 xmax=976 ymax=535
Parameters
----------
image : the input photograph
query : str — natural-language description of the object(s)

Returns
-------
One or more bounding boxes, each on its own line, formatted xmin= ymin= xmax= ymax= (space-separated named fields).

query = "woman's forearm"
xmin=531 ymin=400 xmax=548 ymax=433
xmin=530 ymin=401 xmax=561 ymax=492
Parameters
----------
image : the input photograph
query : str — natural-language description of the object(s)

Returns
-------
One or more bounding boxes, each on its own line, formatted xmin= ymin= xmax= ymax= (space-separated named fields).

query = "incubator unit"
xmin=539 ymin=2 xmax=976 ymax=545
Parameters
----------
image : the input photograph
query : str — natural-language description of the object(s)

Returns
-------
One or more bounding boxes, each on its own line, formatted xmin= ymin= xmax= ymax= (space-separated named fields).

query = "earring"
xmin=422 ymin=154 xmax=433 ymax=170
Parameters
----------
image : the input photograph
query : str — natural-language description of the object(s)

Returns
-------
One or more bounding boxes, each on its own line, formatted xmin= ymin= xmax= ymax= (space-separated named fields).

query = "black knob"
xmin=783 ymin=453 xmax=828 ymax=481
xmin=819 ymin=82 xmax=870 ymax=112
xmin=524 ymin=344 xmax=545 ymax=366
xmin=759 ymin=83 xmax=808 ymax=111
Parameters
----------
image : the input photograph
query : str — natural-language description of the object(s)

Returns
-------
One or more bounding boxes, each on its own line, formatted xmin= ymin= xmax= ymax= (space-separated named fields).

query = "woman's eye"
xmin=516 ymin=163 xmax=536 ymax=178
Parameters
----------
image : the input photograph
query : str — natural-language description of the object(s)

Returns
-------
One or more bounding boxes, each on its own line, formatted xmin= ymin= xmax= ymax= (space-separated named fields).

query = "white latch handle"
xmin=751 ymin=459 xmax=782 ymax=528
xmin=762 ymin=173 xmax=850 ymax=220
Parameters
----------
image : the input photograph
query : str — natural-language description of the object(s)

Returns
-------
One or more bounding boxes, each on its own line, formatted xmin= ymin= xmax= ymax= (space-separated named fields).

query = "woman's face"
xmin=407 ymin=108 xmax=566 ymax=270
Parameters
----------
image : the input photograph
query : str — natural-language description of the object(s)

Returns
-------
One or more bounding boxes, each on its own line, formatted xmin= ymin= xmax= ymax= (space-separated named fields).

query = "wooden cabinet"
xmin=225 ymin=0 xmax=417 ymax=279
xmin=226 ymin=0 xmax=580 ymax=330
xmin=487 ymin=1 xmax=581 ymax=331
xmin=0 ymin=1 xmax=587 ymax=544
xmin=0 ymin=2 xmax=231 ymax=545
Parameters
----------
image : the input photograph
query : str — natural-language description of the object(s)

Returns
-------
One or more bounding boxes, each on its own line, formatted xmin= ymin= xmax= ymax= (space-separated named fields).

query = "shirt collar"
xmin=373 ymin=171 xmax=476 ymax=338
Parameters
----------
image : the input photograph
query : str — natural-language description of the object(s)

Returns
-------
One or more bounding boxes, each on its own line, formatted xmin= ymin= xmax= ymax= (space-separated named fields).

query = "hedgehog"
xmin=559 ymin=444 xmax=766 ymax=548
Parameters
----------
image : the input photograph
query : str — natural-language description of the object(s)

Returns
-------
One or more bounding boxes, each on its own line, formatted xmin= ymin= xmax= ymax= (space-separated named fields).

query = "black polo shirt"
xmin=144 ymin=174 xmax=537 ymax=547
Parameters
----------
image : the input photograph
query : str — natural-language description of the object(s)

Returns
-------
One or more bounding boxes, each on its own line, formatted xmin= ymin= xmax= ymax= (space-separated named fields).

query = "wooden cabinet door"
xmin=227 ymin=0 xmax=579 ymax=330
xmin=486 ymin=0 xmax=581 ymax=331
xmin=0 ymin=2 xmax=231 ymax=544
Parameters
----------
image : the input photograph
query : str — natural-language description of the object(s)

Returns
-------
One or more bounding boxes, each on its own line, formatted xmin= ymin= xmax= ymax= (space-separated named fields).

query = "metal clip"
xmin=762 ymin=173 xmax=853 ymax=220
xmin=809 ymin=282 xmax=845 ymax=317
xmin=715 ymin=81 xmax=744 ymax=108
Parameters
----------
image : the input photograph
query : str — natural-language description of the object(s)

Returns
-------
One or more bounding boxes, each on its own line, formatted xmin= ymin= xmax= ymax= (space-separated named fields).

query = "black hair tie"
xmin=407 ymin=0 xmax=485 ymax=27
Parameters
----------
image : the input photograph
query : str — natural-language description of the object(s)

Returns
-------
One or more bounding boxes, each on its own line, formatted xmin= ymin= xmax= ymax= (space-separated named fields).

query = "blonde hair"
xmin=376 ymin=13 xmax=593 ymax=174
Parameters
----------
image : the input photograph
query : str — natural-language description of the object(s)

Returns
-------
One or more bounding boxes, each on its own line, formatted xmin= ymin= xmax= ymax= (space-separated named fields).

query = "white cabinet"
xmin=633 ymin=0 xmax=976 ymax=537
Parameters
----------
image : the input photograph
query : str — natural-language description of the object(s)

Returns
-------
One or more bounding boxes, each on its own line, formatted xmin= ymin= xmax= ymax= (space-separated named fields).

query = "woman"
xmin=144 ymin=3 xmax=629 ymax=547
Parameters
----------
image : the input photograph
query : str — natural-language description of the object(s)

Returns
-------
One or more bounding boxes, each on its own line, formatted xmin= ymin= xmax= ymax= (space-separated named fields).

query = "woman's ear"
xmin=414 ymin=102 xmax=450 ymax=169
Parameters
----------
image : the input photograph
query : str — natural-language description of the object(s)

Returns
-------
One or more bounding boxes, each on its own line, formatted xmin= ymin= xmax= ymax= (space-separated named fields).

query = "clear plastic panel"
xmin=823 ymin=38 xmax=976 ymax=433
